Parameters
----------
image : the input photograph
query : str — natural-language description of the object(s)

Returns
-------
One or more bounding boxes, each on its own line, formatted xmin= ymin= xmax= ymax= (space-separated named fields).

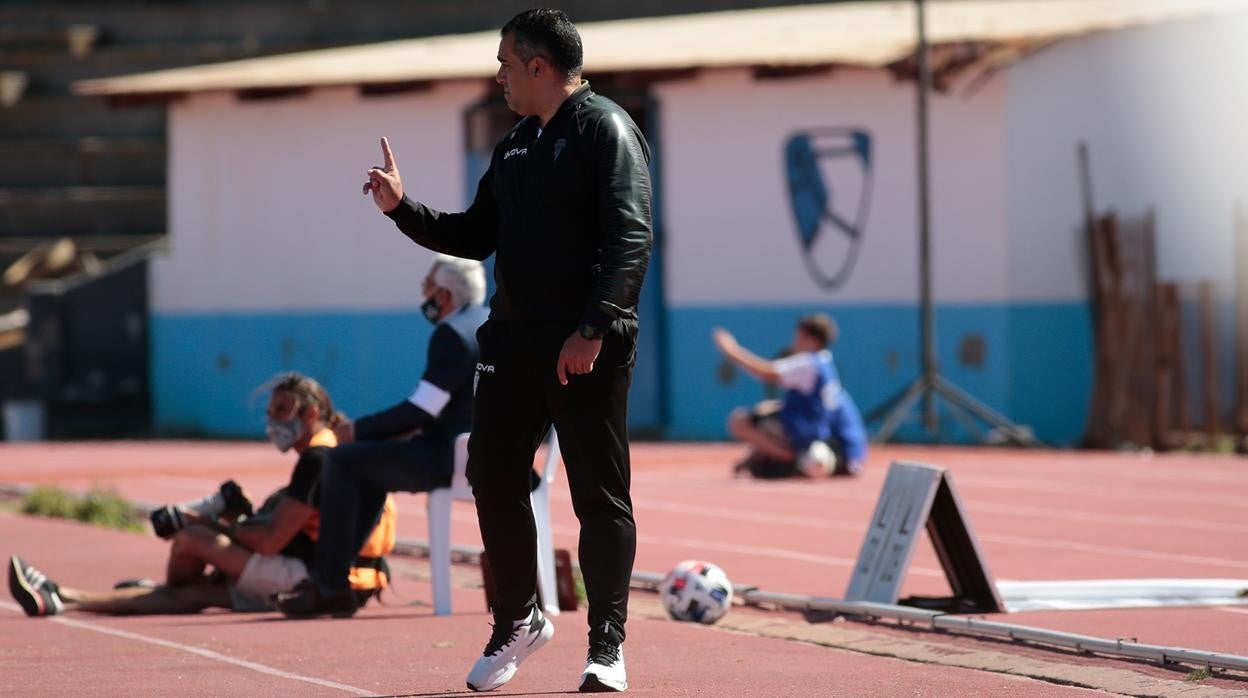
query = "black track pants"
xmin=467 ymin=319 xmax=637 ymax=644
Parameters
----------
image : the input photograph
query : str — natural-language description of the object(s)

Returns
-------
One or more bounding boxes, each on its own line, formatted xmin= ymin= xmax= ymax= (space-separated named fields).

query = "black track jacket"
xmin=385 ymin=83 xmax=652 ymax=334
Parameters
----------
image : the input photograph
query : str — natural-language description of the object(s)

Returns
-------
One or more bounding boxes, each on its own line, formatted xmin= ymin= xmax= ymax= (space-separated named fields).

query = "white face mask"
xmin=265 ymin=417 xmax=304 ymax=453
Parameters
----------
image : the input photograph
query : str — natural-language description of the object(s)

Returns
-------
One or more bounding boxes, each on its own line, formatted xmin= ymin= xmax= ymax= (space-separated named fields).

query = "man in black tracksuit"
xmin=361 ymin=9 xmax=650 ymax=694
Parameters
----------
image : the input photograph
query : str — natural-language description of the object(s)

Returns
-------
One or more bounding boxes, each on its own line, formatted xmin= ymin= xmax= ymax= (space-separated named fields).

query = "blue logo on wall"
xmin=784 ymin=129 xmax=873 ymax=290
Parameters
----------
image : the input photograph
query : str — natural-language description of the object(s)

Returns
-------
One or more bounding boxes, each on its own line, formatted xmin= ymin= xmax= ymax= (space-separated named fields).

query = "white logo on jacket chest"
xmin=503 ymin=147 xmax=528 ymax=160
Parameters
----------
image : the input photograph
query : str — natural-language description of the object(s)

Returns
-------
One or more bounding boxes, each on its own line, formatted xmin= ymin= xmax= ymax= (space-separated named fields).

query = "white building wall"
xmin=1006 ymin=12 xmax=1248 ymax=297
xmin=653 ymin=67 xmax=1009 ymax=307
xmin=157 ymin=81 xmax=488 ymax=313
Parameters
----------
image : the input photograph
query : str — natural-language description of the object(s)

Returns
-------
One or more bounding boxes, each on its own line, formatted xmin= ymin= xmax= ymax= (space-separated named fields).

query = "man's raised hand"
xmin=712 ymin=327 xmax=738 ymax=355
xmin=362 ymin=137 xmax=404 ymax=213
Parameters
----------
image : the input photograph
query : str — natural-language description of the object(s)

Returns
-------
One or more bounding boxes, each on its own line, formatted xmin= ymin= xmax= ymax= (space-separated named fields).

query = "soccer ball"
xmin=660 ymin=560 xmax=733 ymax=624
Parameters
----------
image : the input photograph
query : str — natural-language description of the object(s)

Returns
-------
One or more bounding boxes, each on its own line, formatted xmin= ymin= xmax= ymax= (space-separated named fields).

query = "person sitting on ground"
xmin=712 ymin=313 xmax=868 ymax=479
xmin=8 ymin=372 xmax=396 ymax=617
xmin=276 ymin=254 xmax=488 ymax=617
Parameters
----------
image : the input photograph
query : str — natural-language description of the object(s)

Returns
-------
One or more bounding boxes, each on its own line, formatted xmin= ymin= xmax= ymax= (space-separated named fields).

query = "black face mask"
xmin=421 ymin=291 xmax=444 ymax=325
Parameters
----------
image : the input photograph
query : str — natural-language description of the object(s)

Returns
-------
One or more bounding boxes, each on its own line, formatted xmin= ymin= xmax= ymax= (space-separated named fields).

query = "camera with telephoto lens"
xmin=149 ymin=480 xmax=253 ymax=539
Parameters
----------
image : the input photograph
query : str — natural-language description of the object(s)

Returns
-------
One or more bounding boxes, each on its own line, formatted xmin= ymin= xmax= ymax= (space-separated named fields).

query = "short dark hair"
xmin=501 ymin=8 xmax=583 ymax=79
xmin=796 ymin=313 xmax=838 ymax=348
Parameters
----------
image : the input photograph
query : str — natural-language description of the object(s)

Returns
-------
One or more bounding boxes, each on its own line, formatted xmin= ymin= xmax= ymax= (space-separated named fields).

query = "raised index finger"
xmin=380 ymin=137 xmax=396 ymax=169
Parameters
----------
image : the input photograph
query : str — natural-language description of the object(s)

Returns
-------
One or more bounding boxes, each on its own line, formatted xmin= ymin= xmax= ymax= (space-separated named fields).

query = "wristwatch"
xmin=577 ymin=322 xmax=604 ymax=341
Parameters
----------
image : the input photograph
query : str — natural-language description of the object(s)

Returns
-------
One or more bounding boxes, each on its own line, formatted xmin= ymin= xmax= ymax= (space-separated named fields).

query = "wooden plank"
xmin=1175 ymin=285 xmax=1191 ymax=435
xmin=1106 ymin=213 xmax=1155 ymax=447
xmin=1200 ymin=281 xmax=1220 ymax=441
xmin=1077 ymin=144 xmax=1108 ymax=448
xmin=1124 ymin=211 xmax=1158 ymax=446
xmin=1086 ymin=214 xmax=1119 ymax=447
xmin=1236 ymin=202 xmax=1248 ymax=436
xmin=1153 ymin=283 xmax=1180 ymax=450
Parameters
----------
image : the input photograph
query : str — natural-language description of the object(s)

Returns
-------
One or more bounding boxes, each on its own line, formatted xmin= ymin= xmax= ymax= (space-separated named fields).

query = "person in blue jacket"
xmin=713 ymin=313 xmax=868 ymax=478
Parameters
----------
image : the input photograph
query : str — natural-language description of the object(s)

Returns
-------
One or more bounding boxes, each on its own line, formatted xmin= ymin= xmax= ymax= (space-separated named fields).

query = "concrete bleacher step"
xmin=0 ymin=2 xmax=510 ymax=47
xmin=0 ymin=25 xmax=64 ymax=47
xmin=0 ymin=186 xmax=165 ymax=238
xmin=0 ymin=42 xmax=317 ymax=97
xmin=0 ymin=139 xmax=165 ymax=188
xmin=0 ymin=96 xmax=164 ymax=139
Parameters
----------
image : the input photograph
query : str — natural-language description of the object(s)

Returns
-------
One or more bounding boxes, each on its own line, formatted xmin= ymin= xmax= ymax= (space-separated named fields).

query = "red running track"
xmin=1 ymin=440 xmax=1247 ymax=693
xmin=0 ymin=510 xmax=1106 ymax=696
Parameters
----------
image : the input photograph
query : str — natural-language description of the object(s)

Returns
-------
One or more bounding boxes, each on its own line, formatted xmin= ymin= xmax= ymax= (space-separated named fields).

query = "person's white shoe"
xmin=466 ymin=605 xmax=554 ymax=691
xmin=797 ymin=441 xmax=836 ymax=477
xmin=579 ymin=642 xmax=626 ymax=692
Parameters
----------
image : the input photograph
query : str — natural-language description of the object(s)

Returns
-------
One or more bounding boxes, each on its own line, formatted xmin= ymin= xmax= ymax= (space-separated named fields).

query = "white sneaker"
xmin=579 ymin=642 xmax=626 ymax=692
xmin=797 ymin=441 xmax=836 ymax=477
xmin=466 ymin=605 xmax=554 ymax=691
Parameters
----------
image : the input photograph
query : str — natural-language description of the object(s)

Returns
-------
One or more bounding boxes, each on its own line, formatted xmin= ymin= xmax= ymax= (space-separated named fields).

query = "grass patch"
xmin=573 ymin=567 xmax=587 ymax=605
xmin=1185 ymin=668 xmax=1211 ymax=682
xmin=21 ymin=485 xmax=145 ymax=533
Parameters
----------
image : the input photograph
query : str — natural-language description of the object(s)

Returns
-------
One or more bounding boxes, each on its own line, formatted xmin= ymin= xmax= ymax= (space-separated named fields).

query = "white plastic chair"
xmin=531 ymin=430 xmax=562 ymax=616
xmin=428 ymin=428 xmax=562 ymax=616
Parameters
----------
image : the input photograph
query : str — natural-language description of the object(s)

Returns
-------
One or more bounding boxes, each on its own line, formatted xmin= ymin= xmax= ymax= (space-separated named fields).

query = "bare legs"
xmin=48 ymin=524 xmax=249 ymax=616
xmin=726 ymin=403 xmax=796 ymax=462
xmin=166 ymin=525 xmax=251 ymax=587
xmin=58 ymin=580 xmax=231 ymax=615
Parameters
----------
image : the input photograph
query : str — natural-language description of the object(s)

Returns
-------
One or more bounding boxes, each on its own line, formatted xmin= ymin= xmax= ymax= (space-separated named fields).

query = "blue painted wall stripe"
xmin=152 ymin=311 xmax=432 ymax=437
xmin=152 ymin=301 xmax=1092 ymax=445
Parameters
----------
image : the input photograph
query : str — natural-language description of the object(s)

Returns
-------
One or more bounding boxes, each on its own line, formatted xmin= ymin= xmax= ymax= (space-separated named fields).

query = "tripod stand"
xmin=872 ymin=0 xmax=1037 ymax=446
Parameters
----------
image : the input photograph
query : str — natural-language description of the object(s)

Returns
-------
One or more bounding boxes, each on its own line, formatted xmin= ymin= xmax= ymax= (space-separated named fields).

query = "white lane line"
xmin=655 ymin=477 xmax=1248 ymax=532
xmin=733 ymin=475 xmax=1248 ymax=509
xmin=632 ymin=462 xmax=1248 ymax=490
xmin=616 ymin=497 xmax=1248 ymax=572
xmin=638 ymin=498 xmax=861 ymax=532
xmin=959 ymin=501 xmax=1248 ymax=536
xmin=547 ymin=523 xmax=945 ymax=578
xmin=1216 ymin=607 xmax=1248 ymax=616
xmin=948 ymin=476 xmax=1248 ymax=509
xmin=975 ymin=534 xmax=1248 ymax=571
xmin=0 ymin=601 xmax=373 ymax=696
xmin=639 ymin=493 xmax=1248 ymax=537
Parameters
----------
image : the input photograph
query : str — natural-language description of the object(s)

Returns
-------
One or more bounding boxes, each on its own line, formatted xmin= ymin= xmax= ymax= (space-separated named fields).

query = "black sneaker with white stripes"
xmin=466 ymin=605 xmax=554 ymax=691
xmin=8 ymin=555 xmax=64 ymax=617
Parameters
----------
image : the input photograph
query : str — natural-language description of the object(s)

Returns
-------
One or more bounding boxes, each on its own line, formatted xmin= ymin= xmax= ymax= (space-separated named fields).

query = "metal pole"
xmin=869 ymin=0 xmax=1036 ymax=446
xmin=915 ymin=0 xmax=937 ymax=434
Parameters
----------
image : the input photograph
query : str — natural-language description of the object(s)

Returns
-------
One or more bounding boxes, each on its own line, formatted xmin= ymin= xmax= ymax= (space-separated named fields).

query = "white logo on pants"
xmin=474 ymin=363 xmax=495 ymax=396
